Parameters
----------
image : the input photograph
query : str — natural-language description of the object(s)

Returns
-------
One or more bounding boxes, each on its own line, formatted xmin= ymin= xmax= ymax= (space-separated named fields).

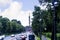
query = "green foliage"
xmin=0 ymin=16 xmax=24 ymax=35
xmin=32 ymin=0 xmax=60 ymax=36
xmin=36 ymin=36 xmax=40 ymax=40
xmin=57 ymin=23 xmax=60 ymax=32
xmin=32 ymin=6 xmax=41 ymax=36
xmin=45 ymin=33 xmax=60 ymax=40
xmin=32 ymin=0 xmax=60 ymax=40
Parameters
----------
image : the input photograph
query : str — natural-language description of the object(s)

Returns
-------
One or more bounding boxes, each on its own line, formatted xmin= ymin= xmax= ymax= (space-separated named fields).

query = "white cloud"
xmin=0 ymin=0 xmax=12 ymax=7
xmin=0 ymin=0 xmax=12 ymax=4
xmin=0 ymin=1 xmax=22 ymax=19
xmin=0 ymin=1 xmax=33 ymax=26
xmin=0 ymin=0 xmax=11 ymax=2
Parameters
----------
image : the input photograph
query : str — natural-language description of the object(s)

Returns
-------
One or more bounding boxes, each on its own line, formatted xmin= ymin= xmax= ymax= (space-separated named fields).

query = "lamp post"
xmin=51 ymin=0 xmax=59 ymax=40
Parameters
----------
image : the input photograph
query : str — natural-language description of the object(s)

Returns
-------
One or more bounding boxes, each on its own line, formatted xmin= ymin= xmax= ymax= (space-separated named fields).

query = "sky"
xmin=0 ymin=0 xmax=39 ymax=26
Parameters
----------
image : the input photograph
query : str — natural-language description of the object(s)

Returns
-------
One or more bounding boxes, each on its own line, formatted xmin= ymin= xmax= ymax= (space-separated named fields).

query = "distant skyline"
xmin=0 ymin=0 xmax=39 ymax=26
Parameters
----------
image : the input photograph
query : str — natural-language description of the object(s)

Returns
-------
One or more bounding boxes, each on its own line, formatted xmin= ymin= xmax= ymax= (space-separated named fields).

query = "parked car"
xmin=0 ymin=35 xmax=5 ymax=40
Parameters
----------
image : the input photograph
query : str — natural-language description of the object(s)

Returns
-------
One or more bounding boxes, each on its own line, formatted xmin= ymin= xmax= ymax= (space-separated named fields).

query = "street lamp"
xmin=51 ymin=1 xmax=59 ymax=40
xmin=46 ymin=0 xmax=59 ymax=40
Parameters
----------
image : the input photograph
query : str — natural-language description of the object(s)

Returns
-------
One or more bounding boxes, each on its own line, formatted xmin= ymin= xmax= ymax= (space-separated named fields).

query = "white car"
xmin=0 ymin=35 xmax=5 ymax=40
xmin=11 ymin=34 xmax=15 ymax=37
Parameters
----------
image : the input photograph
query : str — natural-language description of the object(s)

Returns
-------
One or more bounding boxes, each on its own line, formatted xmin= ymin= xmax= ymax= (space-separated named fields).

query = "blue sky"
xmin=14 ymin=0 xmax=39 ymax=11
xmin=0 ymin=0 xmax=39 ymax=26
xmin=21 ymin=0 xmax=39 ymax=11
xmin=0 ymin=0 xmax=39 ymax=11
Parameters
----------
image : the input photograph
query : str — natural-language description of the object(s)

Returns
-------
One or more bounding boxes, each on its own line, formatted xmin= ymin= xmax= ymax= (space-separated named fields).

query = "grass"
xmin=36 ymin=36 xmax=51 ymax=40
xmin=47 ymin=37 xmax=51 ymax=40
xmin=57 ymin=33 xmax=60 ymax=37
xmin=57 ymin=33 xmax=60 ymax=40
xmin=28 ymin=33 xmax=60 ymax=40
xmin=36 ymin=36 xmax=40 ymax=40
xmin=43 ymin=32 xmax=60 ymax=40
xmin=35 ymin=35 xmax=40 ymax=40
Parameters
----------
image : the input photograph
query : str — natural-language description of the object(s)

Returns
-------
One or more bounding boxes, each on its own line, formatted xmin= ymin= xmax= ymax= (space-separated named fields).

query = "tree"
xmin=0 ymin=16 xmax=24 ymax=34
xmin=57 ymin=23 xmax=60 ymax=33
xmin=12 ymin=19 xmax=21 ymax=24
xmin=11 ymin=19 xmax=24 ymax=33
xmin=1 ymin=17 xmax=9 ymax=33
xmin=0 ymin=22 xmax=3 ymax=34
xmin=38 ymin=0 xmax=60 ymax=32
xmin=32 ymin=6 xmax=44 ymax=36
xmin=32 ymin=0 xmax=60 ymax=40
xmin=6 ymin=21 xmax=12 ymax=33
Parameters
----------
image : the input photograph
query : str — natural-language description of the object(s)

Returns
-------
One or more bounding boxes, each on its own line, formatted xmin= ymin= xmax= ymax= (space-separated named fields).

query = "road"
xmin=4 ymin=36 xmax=16 ymax=40
xmin=3 ymin=32 xmax=35 ymax=40
xmin=0 ymin=32 xmax=48 ymax=40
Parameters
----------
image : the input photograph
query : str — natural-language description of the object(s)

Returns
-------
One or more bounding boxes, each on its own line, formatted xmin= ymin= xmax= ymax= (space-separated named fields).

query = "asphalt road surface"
xmin=3 ymin=32 xmax=47 ymax=40
xmin=4 ymin=32 xmax=35 ymax=40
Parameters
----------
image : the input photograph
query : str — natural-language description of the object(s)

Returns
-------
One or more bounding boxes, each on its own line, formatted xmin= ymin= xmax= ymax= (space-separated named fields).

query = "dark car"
xmin=21 ymin=37 xmax=26 ymax=40
xmin=29 ymin=35 xmax=35 ymax=40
